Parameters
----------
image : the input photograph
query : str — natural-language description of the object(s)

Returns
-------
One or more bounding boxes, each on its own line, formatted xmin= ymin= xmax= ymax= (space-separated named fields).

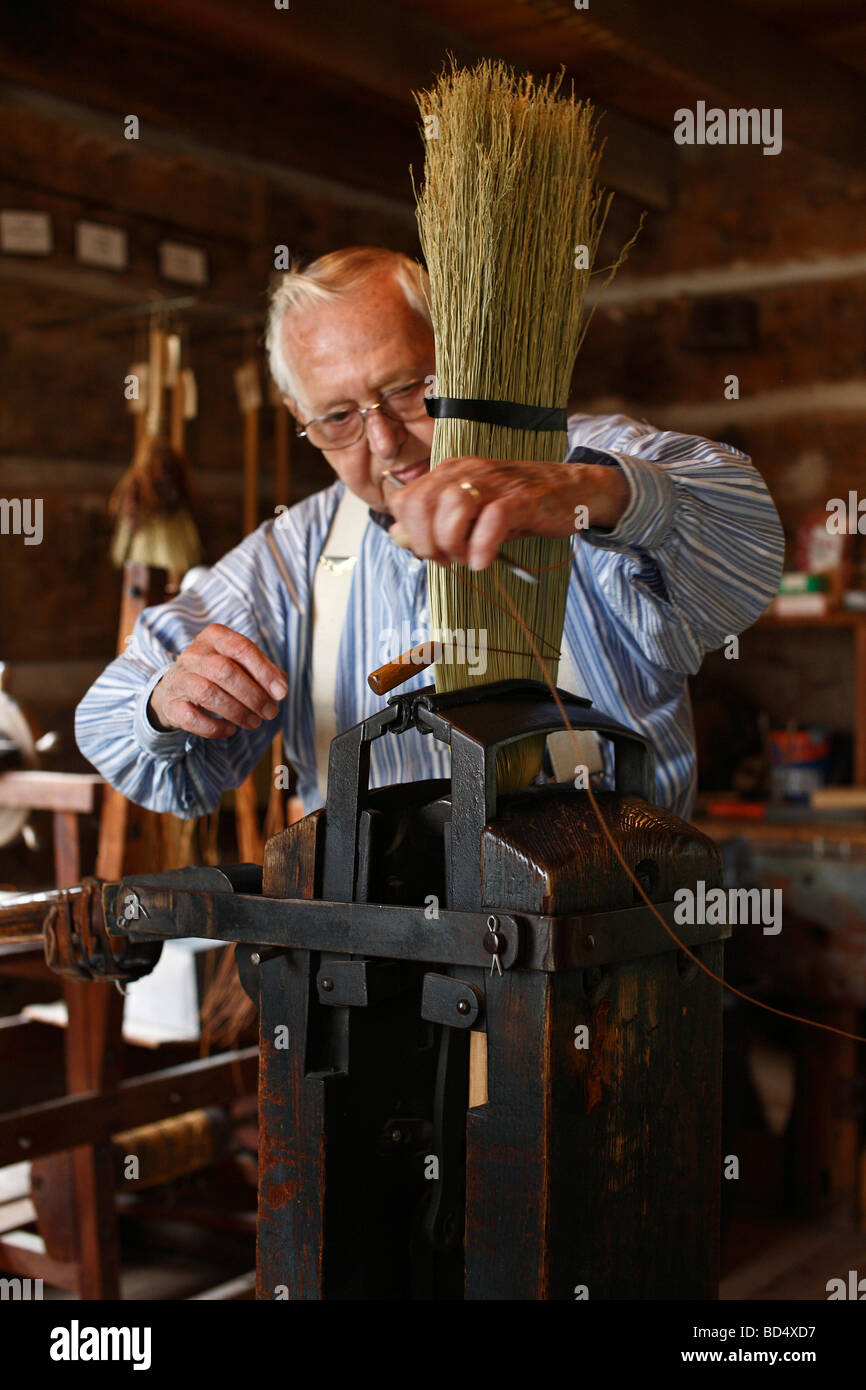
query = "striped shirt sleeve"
xmin=74 ymin=518 xmax=303 ymax=818
xmin=567 ymin=412 xmax=785 ymax=674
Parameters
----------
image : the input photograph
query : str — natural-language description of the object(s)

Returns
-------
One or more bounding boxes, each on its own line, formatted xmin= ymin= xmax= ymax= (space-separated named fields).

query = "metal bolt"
xmin=456 ymin=998 xmax=471 ymax=1015
xmin=390 ymin=1127 xmax=403 ymax=1144
xmin=585 ymin=935 xmax=596 ymax=950
xmin=169 ymin=1091 xmax=182 ymax=1105
xmin=18 ymin=1136 xmax=31 ymax=1150
xmin=320 ymin=977 xmax=334 ymax=992
xmin=250 ymin=951 xmax=261 ymax=966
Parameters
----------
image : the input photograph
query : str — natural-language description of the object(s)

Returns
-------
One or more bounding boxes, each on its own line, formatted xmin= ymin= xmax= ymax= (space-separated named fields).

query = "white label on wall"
xmin=0 ymin=211 xmax=53 ymax=255
xmin=159 ymin=240 xmax=208 ymax=285
xmin=75 ymin=220 xmax=128 ymax=270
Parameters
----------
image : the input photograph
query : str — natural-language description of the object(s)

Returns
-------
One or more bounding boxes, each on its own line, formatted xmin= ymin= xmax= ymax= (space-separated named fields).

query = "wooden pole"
xmin=234 ymin=358 xmax=265 ymax=864
xmin=265 ymin=384 xmax=293 ymax=840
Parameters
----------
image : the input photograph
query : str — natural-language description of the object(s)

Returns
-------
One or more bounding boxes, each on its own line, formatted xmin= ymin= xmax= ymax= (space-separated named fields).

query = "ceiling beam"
xmin=79 ymin=0 xmax=676 ymax=208
xmin=0 ymin=81 xmax=416 ymax=227
xmin=552 ymin=0 xmax=866 ymax=170
xmin=0 ymin=4 xmax=422 ymax=205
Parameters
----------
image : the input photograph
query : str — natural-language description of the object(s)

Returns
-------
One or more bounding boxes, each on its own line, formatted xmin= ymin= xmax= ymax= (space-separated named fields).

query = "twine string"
xmin=430 ymin=640 xmax=561 ymax=661
xmin=470 ymin=559 xmax=866 ymax=1046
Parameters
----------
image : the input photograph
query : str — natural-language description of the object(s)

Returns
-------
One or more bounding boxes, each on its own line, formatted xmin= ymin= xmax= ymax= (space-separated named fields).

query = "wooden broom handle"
xmin=367 ymin=642 xmax=441 ymax=696
xmin=263 ymin=405 xmax=291 ymax=840
xmin=235 ymin=386 xmax=263 ymax=861
xmin=243 ymin=407 xmax=260 ymax=538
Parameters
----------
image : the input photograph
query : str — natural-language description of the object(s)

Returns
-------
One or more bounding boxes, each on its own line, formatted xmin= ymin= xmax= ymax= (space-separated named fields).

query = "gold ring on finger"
xmin=459 ymin=481 xmax=482 ymax=503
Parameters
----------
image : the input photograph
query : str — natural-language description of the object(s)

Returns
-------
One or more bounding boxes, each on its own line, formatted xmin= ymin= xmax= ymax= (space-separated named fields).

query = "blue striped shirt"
xmin=75 ymin=412 xmax=784 ymax=820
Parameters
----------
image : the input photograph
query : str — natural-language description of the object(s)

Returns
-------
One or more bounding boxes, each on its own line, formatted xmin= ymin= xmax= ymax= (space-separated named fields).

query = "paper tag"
xmin=163 ymin=334 xmax=181 ymax=387
xmin=181 ymin=368 xmax=198 ymax=420
xmin=159 ymin=240 xmax=208 ymax=286
xmin=234 ymin=361 xmax=262 ymax=413
xmin=75 ymin=220 xmax=128 ymax=270
xmin=0 ymin=210 xmax=52 ymax=255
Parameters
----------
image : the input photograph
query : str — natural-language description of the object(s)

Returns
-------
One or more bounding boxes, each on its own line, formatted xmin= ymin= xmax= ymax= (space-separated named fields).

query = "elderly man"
xmin=76 ymin=245 xmax=784 ymax=818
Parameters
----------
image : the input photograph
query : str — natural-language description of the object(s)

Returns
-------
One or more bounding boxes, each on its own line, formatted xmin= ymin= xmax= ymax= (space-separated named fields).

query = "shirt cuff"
xmin=567 ymin=444 xmax=677 ymax=551
xmin=133 ymin=666 xmax=189 ymax=759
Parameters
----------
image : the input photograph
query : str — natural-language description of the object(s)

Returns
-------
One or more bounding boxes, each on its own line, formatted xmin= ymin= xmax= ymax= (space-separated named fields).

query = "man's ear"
xmin=283 ymin=396 xmax=301 ymax=423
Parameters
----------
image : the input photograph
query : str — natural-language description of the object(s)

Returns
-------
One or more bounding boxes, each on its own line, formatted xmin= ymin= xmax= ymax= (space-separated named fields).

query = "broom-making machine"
xmin=0 ymin=679 xmax=727 ymax=1299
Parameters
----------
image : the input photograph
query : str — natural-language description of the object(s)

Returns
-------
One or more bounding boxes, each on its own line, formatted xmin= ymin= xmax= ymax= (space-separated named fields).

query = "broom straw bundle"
xmin=414 ymin=60 xmax=630 ymax=792
xmin=110 ymin=325 xmax=202 ymax=585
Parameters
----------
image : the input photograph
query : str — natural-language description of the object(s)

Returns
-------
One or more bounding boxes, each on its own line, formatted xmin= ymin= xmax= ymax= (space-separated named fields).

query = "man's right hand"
xmin=147 ymin=624 xmax=288 ymax=738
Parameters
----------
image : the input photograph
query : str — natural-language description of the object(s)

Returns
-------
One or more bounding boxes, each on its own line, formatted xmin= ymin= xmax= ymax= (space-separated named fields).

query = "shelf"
xmin=695 ymin=815 xmax=866 ymax=845
xmin=757 ymin=611 xmax=866 ymax=630
xmin=744 ymin=609 xmax=866 ymax=785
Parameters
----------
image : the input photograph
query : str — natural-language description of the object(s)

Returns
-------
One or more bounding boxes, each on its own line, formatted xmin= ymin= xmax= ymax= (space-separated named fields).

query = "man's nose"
xmin=365 ymin=410 xmax=406 ymax=459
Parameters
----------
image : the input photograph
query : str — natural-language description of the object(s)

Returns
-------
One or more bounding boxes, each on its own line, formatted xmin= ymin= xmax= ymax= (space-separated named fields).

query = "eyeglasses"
xmin=296 ymin=376 xmax=430 ymax=451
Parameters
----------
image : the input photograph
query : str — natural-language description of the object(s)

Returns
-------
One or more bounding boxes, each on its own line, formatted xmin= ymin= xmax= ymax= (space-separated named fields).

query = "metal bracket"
xmin=44 ymin=877 xmax=162 ymax=984
xmin=316 ymin=958 xmax=401 ymax=1007
xmin=421 ymin=973 xmax=484 ymax=1030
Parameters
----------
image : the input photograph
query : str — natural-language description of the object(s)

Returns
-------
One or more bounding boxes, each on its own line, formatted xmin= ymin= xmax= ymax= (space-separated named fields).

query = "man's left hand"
xmin=385 ymin=456 xmax=630 ymax=569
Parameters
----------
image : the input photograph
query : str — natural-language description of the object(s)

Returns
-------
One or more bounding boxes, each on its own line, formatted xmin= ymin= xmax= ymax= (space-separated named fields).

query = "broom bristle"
xmin=414 ymin=60 xmax=629 ymax=792
xmin=109 ymin=433 xmax=202 ymax=576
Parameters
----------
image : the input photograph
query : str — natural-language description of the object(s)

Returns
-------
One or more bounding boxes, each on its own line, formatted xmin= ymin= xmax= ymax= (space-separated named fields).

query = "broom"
xmin=414 ymin=60 xmax=633 ymax=792
xmin=110 ymin=327 xmax=202 ymax=586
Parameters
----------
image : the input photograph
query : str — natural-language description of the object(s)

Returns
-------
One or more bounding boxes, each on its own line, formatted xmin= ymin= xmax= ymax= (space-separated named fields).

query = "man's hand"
xmin=385 ymin=456 xmax=629 ymax=569
xmin=147 ymin=624 xmax=288 ymax=739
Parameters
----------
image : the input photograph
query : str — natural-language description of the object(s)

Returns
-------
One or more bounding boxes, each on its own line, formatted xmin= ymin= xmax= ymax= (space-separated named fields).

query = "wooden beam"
xmin=187 ymin=1273 xmax=255 ymax=1301
xmin=0 ymin=772 xmax=102 ymax=814
xmin=0 ymin=7 xmax=421 ymax=206
xmin=188 ymin=1269 xmax=257 ymax=1301
xmin=856 ymin=618 xmax=866 ymax=786
xmin=238 ymin=0 xmax=676 ymax=205
xmin=0 ymin=80 xmax=416 ymax=226
xmin=88 ymin=0 xmax=478 ymax=107
xmin=0 ymin=457 xmax=273 ymax=498
xmin=1 ymin=658 xmax=111 ymax=705
xmin=637 ymin=380 xmax=866 ymax=432
xmin=0 ymin=1048 xmax=258 ymax=1167
xmin=0 ymin=1197 xmax=36 ymax=1234
xmin=589 ymin=248 xmax=866 ymax=307
xmin=2 ymin=3 xmax=674 ymax=211
xmin=566 ymin=0 xmax=866 ymax=170
xmin=0 ymin=1231 xmax=79 ymax=1289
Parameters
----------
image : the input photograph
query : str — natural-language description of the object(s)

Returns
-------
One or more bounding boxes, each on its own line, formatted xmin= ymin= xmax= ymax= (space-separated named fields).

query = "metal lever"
xmin=422 ymin=1024 xmax=469 ymax=1252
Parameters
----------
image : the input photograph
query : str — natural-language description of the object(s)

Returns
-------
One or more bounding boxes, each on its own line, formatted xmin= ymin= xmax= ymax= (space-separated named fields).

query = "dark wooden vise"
xmin=2 ymin=680 xmax=727 ymax=1300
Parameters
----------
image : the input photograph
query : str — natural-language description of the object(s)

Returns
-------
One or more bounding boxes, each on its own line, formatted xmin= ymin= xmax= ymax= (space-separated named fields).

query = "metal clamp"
xmin=316 ymin=959 xmax=401 ymax=1007
xmin=44 ymin=878 xmax=162 ymax=984
xmin=421 ymin=973 xmax=484 ymax=1030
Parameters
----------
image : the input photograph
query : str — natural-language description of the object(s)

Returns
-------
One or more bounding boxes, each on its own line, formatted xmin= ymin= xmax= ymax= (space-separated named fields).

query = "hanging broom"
xmin=414 ymin=61 xmax=634 ymax=792
xmin=110 ymin=326 xmax=202 ymax=586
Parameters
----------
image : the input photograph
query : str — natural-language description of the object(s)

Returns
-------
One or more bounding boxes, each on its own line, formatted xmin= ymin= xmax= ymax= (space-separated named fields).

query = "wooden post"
xmin=855 ymin=618 xmax=866 ymax=786
xmin=58 ymin=562 xmax=170 ymax=1297
xmin=57 ymin=807 xmax=124 ymax=1299
xmin=463 ymin=948 xmax=723 ymax=1299
xmin=265 ymin=382 xmax=292 ymax=842
xmin=234 ymin=358 xmax=265 ymax=863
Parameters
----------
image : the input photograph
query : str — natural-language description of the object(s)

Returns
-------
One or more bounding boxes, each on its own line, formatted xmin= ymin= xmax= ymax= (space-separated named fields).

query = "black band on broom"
xmin=413 ymin=60 xmax=638 ymax=794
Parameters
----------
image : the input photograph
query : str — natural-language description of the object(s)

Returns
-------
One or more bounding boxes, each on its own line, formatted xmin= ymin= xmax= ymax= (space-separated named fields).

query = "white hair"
xmin=266 ymin=246 xmax=431 ymax=404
